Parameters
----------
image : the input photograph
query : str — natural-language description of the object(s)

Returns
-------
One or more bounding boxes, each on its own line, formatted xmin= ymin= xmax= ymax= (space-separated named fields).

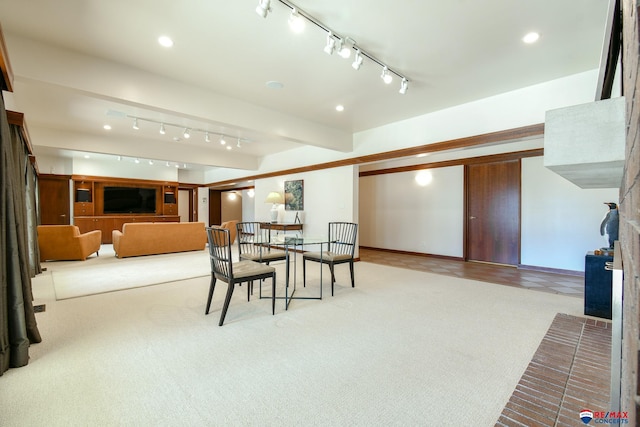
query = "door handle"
xmin=469 ymin=216 xmax=476 ymax=219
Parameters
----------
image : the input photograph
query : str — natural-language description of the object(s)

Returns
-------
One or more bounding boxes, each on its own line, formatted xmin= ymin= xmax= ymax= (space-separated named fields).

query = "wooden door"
xmin=209 ymin=189 xmax=221 ymax=226
xmin=38 ymin=175 xmax=70 ymax=225
xmin=465 ymin=160 xmax=520 ymax=266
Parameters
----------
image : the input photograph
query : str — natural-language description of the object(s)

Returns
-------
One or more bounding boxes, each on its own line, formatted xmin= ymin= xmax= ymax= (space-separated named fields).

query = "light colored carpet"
xmin=50 ymin=249 xmax=210 ymax=300
xmin=1 ymin=248 xmax=584 ymax=426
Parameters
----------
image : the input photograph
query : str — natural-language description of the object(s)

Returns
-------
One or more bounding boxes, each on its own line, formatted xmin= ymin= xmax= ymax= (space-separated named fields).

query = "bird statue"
xmin=600 ymin=202 xmax=619 ymax=249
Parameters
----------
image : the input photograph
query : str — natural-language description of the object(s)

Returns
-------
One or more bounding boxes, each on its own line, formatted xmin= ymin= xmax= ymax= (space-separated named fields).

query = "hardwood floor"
xmin=359 ymin=248 xmax=584 ymax=298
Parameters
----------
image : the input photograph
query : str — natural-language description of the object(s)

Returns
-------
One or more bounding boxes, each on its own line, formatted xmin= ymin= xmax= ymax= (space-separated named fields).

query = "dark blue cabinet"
xmin=584 ymin=252 xmax=613 ymax=319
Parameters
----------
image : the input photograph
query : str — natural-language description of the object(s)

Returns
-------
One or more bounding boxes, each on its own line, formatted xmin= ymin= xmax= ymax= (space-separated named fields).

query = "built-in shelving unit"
xmin=72 ymin=175 xmax=180 ymax=243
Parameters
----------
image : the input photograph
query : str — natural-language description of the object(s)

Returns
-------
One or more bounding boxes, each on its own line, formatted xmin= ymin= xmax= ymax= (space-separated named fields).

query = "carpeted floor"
xmin=2 ymin=247 xmax=584 ymax=426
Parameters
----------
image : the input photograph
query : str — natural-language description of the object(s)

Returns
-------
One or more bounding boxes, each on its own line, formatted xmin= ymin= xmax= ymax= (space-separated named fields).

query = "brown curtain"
xmin=0 ymin=94 xmax=41 ymax=376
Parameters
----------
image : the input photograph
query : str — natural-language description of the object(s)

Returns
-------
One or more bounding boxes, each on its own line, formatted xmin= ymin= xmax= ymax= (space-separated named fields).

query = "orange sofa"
xmin=37 ymin=225 xmax=102 ymax=261
xmin=112 ymin=222 xmax=207 ymax=258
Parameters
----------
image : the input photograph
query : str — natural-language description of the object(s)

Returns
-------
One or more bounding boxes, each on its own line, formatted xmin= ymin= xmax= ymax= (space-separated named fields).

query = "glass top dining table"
xmin=249 ymin=234 xmax=331 ymax=310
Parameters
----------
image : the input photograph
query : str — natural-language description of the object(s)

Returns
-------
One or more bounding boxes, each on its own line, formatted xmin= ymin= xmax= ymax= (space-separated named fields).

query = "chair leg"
xmin=302 ymin=257 xmax=306 ymax=287
xmin=350 ymin=261 xmax=355 ymax=288
xmin=219 ymin=283 xmax=235 ymax=326
xmin=205 ymin=276 xmax=217 ymax=315
xmin=329 ymin=263 xmax=335 ymax=296
xmin=247 ymin=281 xmax=251 ymax=301
xmin=271 ymin=272 xmax=276 ymax=315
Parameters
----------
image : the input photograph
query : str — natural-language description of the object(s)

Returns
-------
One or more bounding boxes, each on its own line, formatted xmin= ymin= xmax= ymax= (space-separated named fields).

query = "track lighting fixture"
xmin=381 ymin=66 xmax=393 ymax=84
xmin=288 ymin=7 xmax=304 ymax=33
xmin=148 ymin=160 xmax=154 ymax=165
xmin=134 ymin=158 xmax=140 ymax=164
xmin=237 ymin=138 xmax=242 ymax=148
xmin=132 ymin=118 xmax=139 ymax=130
xmin=256 ymin=0 xmax=408 ymax=95
xmin=324 ymin=32 xmax=336 ymax=55
xmin=399 ymin=78 xmax=408 ymax=94
xmin=256 ymin=0 xmax=271 ymax=18
xmin=126 ymin=116 xmax=249 ymax=148
xmin=352 ymin=49 xmax=363 ymax=70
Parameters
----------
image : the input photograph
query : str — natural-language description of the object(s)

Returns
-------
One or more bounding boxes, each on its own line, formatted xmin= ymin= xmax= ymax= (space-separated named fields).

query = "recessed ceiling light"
xmin=336 ymin=105 xmax=345 ymax=112
xmin=83 ymin=155 xmax=90 ymax=159
xmin=158 ymin=36 xmax=174 ymax=47
xmin=522 ymin=32 xmax=540 ymax=44
xmin=266 ymin=81 xmax=284 ymax=89
xmin=103 ymin=124 xmax=111 ymax=130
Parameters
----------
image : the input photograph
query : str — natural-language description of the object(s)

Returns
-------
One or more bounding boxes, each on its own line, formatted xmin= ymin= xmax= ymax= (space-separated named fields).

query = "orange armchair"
xmin=220 ymin=220 xmax=239 ymax=243
xmin=37 ymin=225 xmax=101 ymax=261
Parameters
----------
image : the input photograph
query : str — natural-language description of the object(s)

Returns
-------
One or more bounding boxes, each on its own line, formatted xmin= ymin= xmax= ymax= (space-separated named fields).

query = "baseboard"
xmin=359 ymin=246 xmax=464 ymax=262
xmin=517 ymin=264 xmax=584 ymax=277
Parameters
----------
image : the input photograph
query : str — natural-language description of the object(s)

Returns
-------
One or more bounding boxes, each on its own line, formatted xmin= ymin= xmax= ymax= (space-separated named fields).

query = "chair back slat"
xmin=236 ymin=222 xmax=269 ymax=256
xmin=206 ymin=227 xmax=233 ymax=280
xmin=328 ymin=222 xmax=358 ymax=256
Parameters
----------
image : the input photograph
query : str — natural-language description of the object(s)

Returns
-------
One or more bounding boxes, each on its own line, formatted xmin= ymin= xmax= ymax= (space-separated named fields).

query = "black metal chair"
xmin=236 ymin=222 xmax=290 ymax=297
xmin=303 ymin=222 xmax=358 ymax=296
xmin=205 ymin=226 xmax=276 ymax=326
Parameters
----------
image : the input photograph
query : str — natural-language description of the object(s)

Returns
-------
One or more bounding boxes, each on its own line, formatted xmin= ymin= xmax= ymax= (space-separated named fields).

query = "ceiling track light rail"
xmin=259 ymin=0 xmax=409 ymax=94
xmin=126 ymin=115 xmax=250 ymax=147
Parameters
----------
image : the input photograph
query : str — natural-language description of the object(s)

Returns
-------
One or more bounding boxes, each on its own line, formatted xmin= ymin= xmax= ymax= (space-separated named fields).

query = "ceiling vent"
xmin=544 ymin=97 xmax=625 ymax=189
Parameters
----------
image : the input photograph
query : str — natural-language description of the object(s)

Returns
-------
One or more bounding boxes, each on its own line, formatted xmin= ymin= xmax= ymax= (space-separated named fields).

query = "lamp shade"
xmin=265 ymin=192 xmax=284 ymax=204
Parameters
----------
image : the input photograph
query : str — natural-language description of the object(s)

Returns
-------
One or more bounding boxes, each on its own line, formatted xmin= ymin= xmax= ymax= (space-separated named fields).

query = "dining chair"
xmin=236 ymin=222 xmax=290 ymax=298
xmin=205 ymin=226 xmax=276 ymax=326
xmin=302 ymin=222 xmax=358 ymax=296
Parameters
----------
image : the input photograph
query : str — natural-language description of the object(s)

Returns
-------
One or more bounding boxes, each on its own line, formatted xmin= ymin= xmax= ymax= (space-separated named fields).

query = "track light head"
xmin=183 ymin=128 xmax=190 ymax=139
xmin=237 ymin=138 xmax=242 ymax=148
xmin=324 ymin=32 xmax=336 ymax=55
xmin=352 ymin=49 xmax=363 ymax=70
xmin=288 ymin=8 xmax=305 ymax=33
xmin=338 ymin=37 xmax=353 ymax=59
xmin=159 ymin=123 xmax=166 ymax=135
xmin=255 ymin=0 xmax=271 ymax=18
xmin=132 ymin=118 xmax=139 ymax=130
xmin=381 ymin=66 xmax=393 ymax=84
xmin=219 ymin=135 xmax=226 ymax=145
xmin=205 ymin=132 xmax=210 ymax=143
xmin=399 ymin=78 xmax=408 ymax=94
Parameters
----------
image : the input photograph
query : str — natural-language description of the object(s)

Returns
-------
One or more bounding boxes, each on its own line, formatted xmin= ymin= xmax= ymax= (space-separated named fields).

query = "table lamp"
xmin=265 ymin=192 xmax=284 ymax=223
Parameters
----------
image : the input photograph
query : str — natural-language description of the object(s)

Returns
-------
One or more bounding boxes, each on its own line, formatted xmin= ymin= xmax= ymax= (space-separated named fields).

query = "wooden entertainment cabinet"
xmin=72 ymin=175 xmax=180 ymax=244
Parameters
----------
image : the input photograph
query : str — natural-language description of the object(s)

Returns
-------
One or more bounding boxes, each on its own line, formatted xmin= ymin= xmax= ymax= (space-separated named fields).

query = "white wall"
xmin=358 ymin=156 xmax=619 ymax=272
xmin=360 ymin=166 xmax=464 ymax=257
xmin=197 ymin=187 xmax=209 ymax=226
xmin=521 ymin=156 xmax=618 ymax=271
xmin=241 ymin=189 xmax=255 ymax=222
xmin=253 ymin=165 xmax=358 ymax=244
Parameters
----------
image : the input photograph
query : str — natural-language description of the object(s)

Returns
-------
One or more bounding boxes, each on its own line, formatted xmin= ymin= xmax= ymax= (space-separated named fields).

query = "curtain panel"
xmin=0 ymin=94 xmax=41 ymax=376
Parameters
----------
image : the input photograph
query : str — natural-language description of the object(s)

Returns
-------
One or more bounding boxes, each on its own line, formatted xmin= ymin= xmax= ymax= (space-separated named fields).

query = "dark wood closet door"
xmin=466 ymin=160 xmax=520 ymax=266
xmin=38 ymin=175 xmax=70 ymax=225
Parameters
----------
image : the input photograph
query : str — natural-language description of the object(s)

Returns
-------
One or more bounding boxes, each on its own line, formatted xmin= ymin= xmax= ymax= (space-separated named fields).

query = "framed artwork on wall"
xmin=284 ymin=180 xmax=304 ymax=211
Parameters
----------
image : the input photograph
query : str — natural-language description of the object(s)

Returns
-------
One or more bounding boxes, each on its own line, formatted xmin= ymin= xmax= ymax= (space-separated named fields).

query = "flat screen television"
xmin=103 ymin=186 xmax=157 ymax=214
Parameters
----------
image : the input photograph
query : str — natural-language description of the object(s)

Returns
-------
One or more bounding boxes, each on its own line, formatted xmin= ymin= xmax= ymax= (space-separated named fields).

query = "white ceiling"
xmin=0 ymin=0 xmax=610 ymax=173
